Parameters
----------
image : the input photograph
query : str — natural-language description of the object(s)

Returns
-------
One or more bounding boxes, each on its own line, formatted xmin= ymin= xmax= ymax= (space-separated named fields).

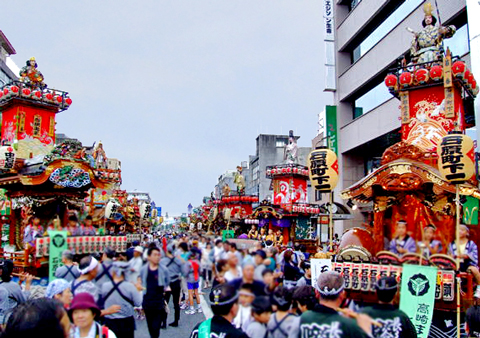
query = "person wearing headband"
xmin=189 ymin=284 xmax=248 ymax=338
xmin=100 ymin=262 xmax=143 ymax=338
xmin=361 ymin=277 xmax=416 ymax=338
xmin=389 ymin=221 xmax=416 ymax=257
xmin=297 ymin=271 xmax=372 ymax=337
xmin=233 ymin=284 xmax=256 ymax=332
xmin=266 ymin=286 xmax=297 ymax=338
xmin=448 ymin=224 xmax=480 ymax=298
xmin=45 ymin=278 xmax=72 ymax=308
xmin=418 ymin=224 xmax=442 ymax=258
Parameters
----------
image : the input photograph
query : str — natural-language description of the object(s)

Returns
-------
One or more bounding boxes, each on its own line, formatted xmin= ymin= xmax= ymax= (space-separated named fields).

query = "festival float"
xmin=0 ymin=58 xmax=132 ymax=278
xmin=333 ymin=3 xmax=479 ymax=336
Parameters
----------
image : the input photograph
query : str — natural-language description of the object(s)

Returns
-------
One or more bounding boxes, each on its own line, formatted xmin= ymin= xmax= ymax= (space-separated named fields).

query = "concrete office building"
xmin=331 ymin=0 xmax=469 ymax=228
xmin=0 ymin=30 xmax=17 ymax=86
xmin=246 ymin=133 xmax=312 ymax=201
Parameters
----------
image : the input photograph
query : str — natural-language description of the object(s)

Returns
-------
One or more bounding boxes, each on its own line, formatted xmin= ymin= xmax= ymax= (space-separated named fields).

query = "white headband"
xmin=319 ymin=284 xmax=345 ymax=297
xmin=78 ymin=257 xmax=98 ymax=275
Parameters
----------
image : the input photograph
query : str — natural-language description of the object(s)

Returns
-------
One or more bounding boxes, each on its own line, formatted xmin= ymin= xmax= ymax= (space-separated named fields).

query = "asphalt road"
xmin=134 ymin=290 xmax=212 ymax=338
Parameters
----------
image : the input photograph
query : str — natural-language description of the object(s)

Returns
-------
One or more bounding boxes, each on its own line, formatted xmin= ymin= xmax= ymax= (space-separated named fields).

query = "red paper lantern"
xmin=66 ymin=97 xmax=73 ymax=105
xmin=55 ymin=95 xmax=63 ymax=103
xmin=22 ymin=88 xmax=31 ymax=96
xmin=10 ymin=86 xmax=19 ymax=94
xmin=464 ymin=70 xmax=471 ymax=84
xmin=415 ymin=68 xmax=429 ymax=84
xmin=0 ymin=91 xmax=3 ymax=99
xmin=33 ymin=90 xmax=42 ymax=99
xmin=466 ymin=72 xmax=474 ymax=88
xmin=286 ymin=167 xmax=292 ymax=174
xmin=430 ymin=65 xmax=443 ymax=81
xmin=45 ymin=92 xmax=53 ymax=101
xmin=384 ymin=74 xmax=397 ymax=89
xmin=452 ymin=61 xmax=466 ymax=78
xmin=399 ymin=72 xmax=413 ymax=87
xmin=293 ymin=168 xmax=298 ymax=174
xmin=3 ymin=88 xmax=8 ymax=95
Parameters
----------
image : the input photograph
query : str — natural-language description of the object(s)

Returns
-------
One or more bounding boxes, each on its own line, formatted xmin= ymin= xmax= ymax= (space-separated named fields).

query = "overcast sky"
xmin=2 ymin=1 xmax=330 ymax=215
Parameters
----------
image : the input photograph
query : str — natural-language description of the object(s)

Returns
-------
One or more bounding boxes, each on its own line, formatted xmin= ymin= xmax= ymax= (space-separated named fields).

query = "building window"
xmin=353 ymin=81 xmax=391 ymax=119
xmin=444 ymin=24 xmax=469 ymax=57
xmin=276 ymin=139 xmax=287 ymax=147
xmin=348 ymin=0 xmax=362 ymax=12
xmin=33 ymin=115 xmax=42 ymax=137
xmin=0 ymin=69 xmax=10 ymax=86
xmin=17 ymin=112 xmax=25 ymax=133
xmin=252 ymin=165 xmax=259 ymax=181
xmin=351 ymin=0 xmax=423 ymax=63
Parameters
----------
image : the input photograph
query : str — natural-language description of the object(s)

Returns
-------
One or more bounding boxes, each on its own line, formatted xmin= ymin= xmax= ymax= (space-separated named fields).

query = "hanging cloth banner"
xmin=49 ymin=230 xmax=68 ymax=281
xmin=399 ymin=264 xmax=438 ymax=338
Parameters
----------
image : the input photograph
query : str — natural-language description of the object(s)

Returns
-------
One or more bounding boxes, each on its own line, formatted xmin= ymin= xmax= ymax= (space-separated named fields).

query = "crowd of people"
xmin=1 ymin=230 xmax=480 ymax=338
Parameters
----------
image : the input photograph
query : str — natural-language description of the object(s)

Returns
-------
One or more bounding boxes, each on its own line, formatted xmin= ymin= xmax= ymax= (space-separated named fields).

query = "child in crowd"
xmin=233 ymin=283 xmax=256 ymax=332
xmin=389 ymin=220 xmax=416 ymax=256
xmin=183 ymin=249 xmax=202 ymax=314
xmin=262 ymin=269 xmax=276 ymax=296
xmin=266 ymin=286 xmax=297 ymax=338
xmin=246 ymin=296 xmax=272 ymax=338
xmin=296 ymin=261 xmax=311 ymax=287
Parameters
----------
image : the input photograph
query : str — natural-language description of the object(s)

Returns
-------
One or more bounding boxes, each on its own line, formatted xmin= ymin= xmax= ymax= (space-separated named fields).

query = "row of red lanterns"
xmin=290 ymin=205 xmax=320 ymax=214
xmin=215 ymin=196 xmax=259 ymax=203
xmin=384 ymin=61 xmax=479 ymax=96
xmin=267 ymin=167 xmax=309 ymax=176
xmin=0 ymin=85 xmax=72 ymax=105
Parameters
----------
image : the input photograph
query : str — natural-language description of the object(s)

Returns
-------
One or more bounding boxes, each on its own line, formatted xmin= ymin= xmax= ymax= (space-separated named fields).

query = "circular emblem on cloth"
xmin=52 ymin=234 xmax=65 ymax=248
xmin=408 ymin=273 xmax=430 ymax=296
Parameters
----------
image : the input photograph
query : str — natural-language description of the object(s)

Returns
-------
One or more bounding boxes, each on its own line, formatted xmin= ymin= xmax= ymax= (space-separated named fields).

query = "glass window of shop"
xmin=348 ymin=0 xmax=362 ymax=12
xmin=444 ymin=24 xmax=469 ymax=57
xmin=353 ymin=81 xmax=392 ymax=119
xmin=352 ymin=0 xmax=423 ymax=63
xmin=0 ymin=69 xmax=10 ymax=86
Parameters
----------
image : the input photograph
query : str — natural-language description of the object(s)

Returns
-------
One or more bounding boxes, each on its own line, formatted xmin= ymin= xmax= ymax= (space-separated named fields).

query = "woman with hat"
xmin=45 ymin=278 xmax=73 ymax=308
xmin=69 ymin=292 xmax=117 ymax=338
xmin=100 ymin=262 xmax=142 ymax=338
xmin=448 ymin=224 xmax=480 ymax=298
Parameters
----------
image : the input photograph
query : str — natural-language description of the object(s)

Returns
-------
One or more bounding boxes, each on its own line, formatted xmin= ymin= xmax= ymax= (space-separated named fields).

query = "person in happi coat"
xmin=296 ymin=271 xmax=372 ymax=338
xmin=418 ymin=224 xmax=442 ymax=258
xmin=448 ymin=224 xmax=480 ymax=298
xmin=361 ymin=276 xmax=417 ymax=338
xmin=389 ymin=221 xmax=416 ymax=257
xmin=190 ymin=283 xmax=249 ymax=338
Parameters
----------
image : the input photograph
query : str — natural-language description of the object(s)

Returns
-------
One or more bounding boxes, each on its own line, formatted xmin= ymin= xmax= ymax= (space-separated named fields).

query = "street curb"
xmin=200 ymin=294 xmax=213 ymax=319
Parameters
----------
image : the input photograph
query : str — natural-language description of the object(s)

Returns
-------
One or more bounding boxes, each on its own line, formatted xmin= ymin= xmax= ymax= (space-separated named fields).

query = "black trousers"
xmin=144 ymin=306 xmax=165 ymax=338
xmin=164 ymin=279 xmax=181 ymax=324
xmin=103 ymin=316 xmax=135 ymax=338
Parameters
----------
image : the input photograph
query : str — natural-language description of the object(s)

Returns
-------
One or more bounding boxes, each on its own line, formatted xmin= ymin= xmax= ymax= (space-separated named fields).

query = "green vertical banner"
xmin=49 ymin=231 xmax=68 ymax=281
xmin=463 ymin=195 xmax=479 ymax=225
xmin=326 ymin=105 xmax=338 ymax=155
xmin=399 ymin=264 xmax=438 ymax=338
xmin=222 ymin=230 xmax=234 ymax=241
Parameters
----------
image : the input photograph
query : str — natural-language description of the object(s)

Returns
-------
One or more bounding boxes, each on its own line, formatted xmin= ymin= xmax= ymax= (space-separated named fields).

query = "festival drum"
xmin=337 ymin=227 xmax=374 ymax=261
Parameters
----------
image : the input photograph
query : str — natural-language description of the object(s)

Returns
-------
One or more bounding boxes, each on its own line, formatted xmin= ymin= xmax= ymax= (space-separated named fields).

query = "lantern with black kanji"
xmin=308 ymin=147 xmax=339 ymax=192
xmin=437 ymin=133 xmax=475 ymax=184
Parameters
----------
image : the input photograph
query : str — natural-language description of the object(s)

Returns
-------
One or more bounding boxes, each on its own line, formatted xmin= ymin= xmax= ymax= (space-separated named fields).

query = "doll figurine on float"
xmin=448 ymin=224 xmax=480 ymax=298
xmin=248 ymin=225 xmax=258 ymax=239
xmin=389 ymin=220 xmax=416 ymax=257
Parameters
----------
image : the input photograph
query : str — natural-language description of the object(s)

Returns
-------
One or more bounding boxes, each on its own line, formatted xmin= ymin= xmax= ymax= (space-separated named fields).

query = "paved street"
xmin=135 ymin=291 xmax=212 ymax=338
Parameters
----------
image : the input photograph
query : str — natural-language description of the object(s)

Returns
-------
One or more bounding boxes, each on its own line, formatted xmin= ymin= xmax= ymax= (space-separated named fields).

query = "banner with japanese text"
xmin=399 ymin=264 xmax=438 ymax=338
xmin=311 ymin=258 xmax=332 ymax=289
xmin=49 ymin=231 xmax=68 ymax=281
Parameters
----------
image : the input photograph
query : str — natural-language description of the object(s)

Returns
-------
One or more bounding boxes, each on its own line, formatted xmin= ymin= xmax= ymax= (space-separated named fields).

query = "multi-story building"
xmin=0 ymin=30 xmax=17 ymax=86
xmin=246 ymin=133 xmax=312 ymax=201
xmin=331 ymin=0 xmax=469 ymax=228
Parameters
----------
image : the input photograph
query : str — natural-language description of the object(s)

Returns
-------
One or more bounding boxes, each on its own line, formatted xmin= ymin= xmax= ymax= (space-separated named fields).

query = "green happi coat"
xmin=297 ymin=304 xmax=370 ymax=338
xmin=362 ymin=304 xmax=417 ymax=338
